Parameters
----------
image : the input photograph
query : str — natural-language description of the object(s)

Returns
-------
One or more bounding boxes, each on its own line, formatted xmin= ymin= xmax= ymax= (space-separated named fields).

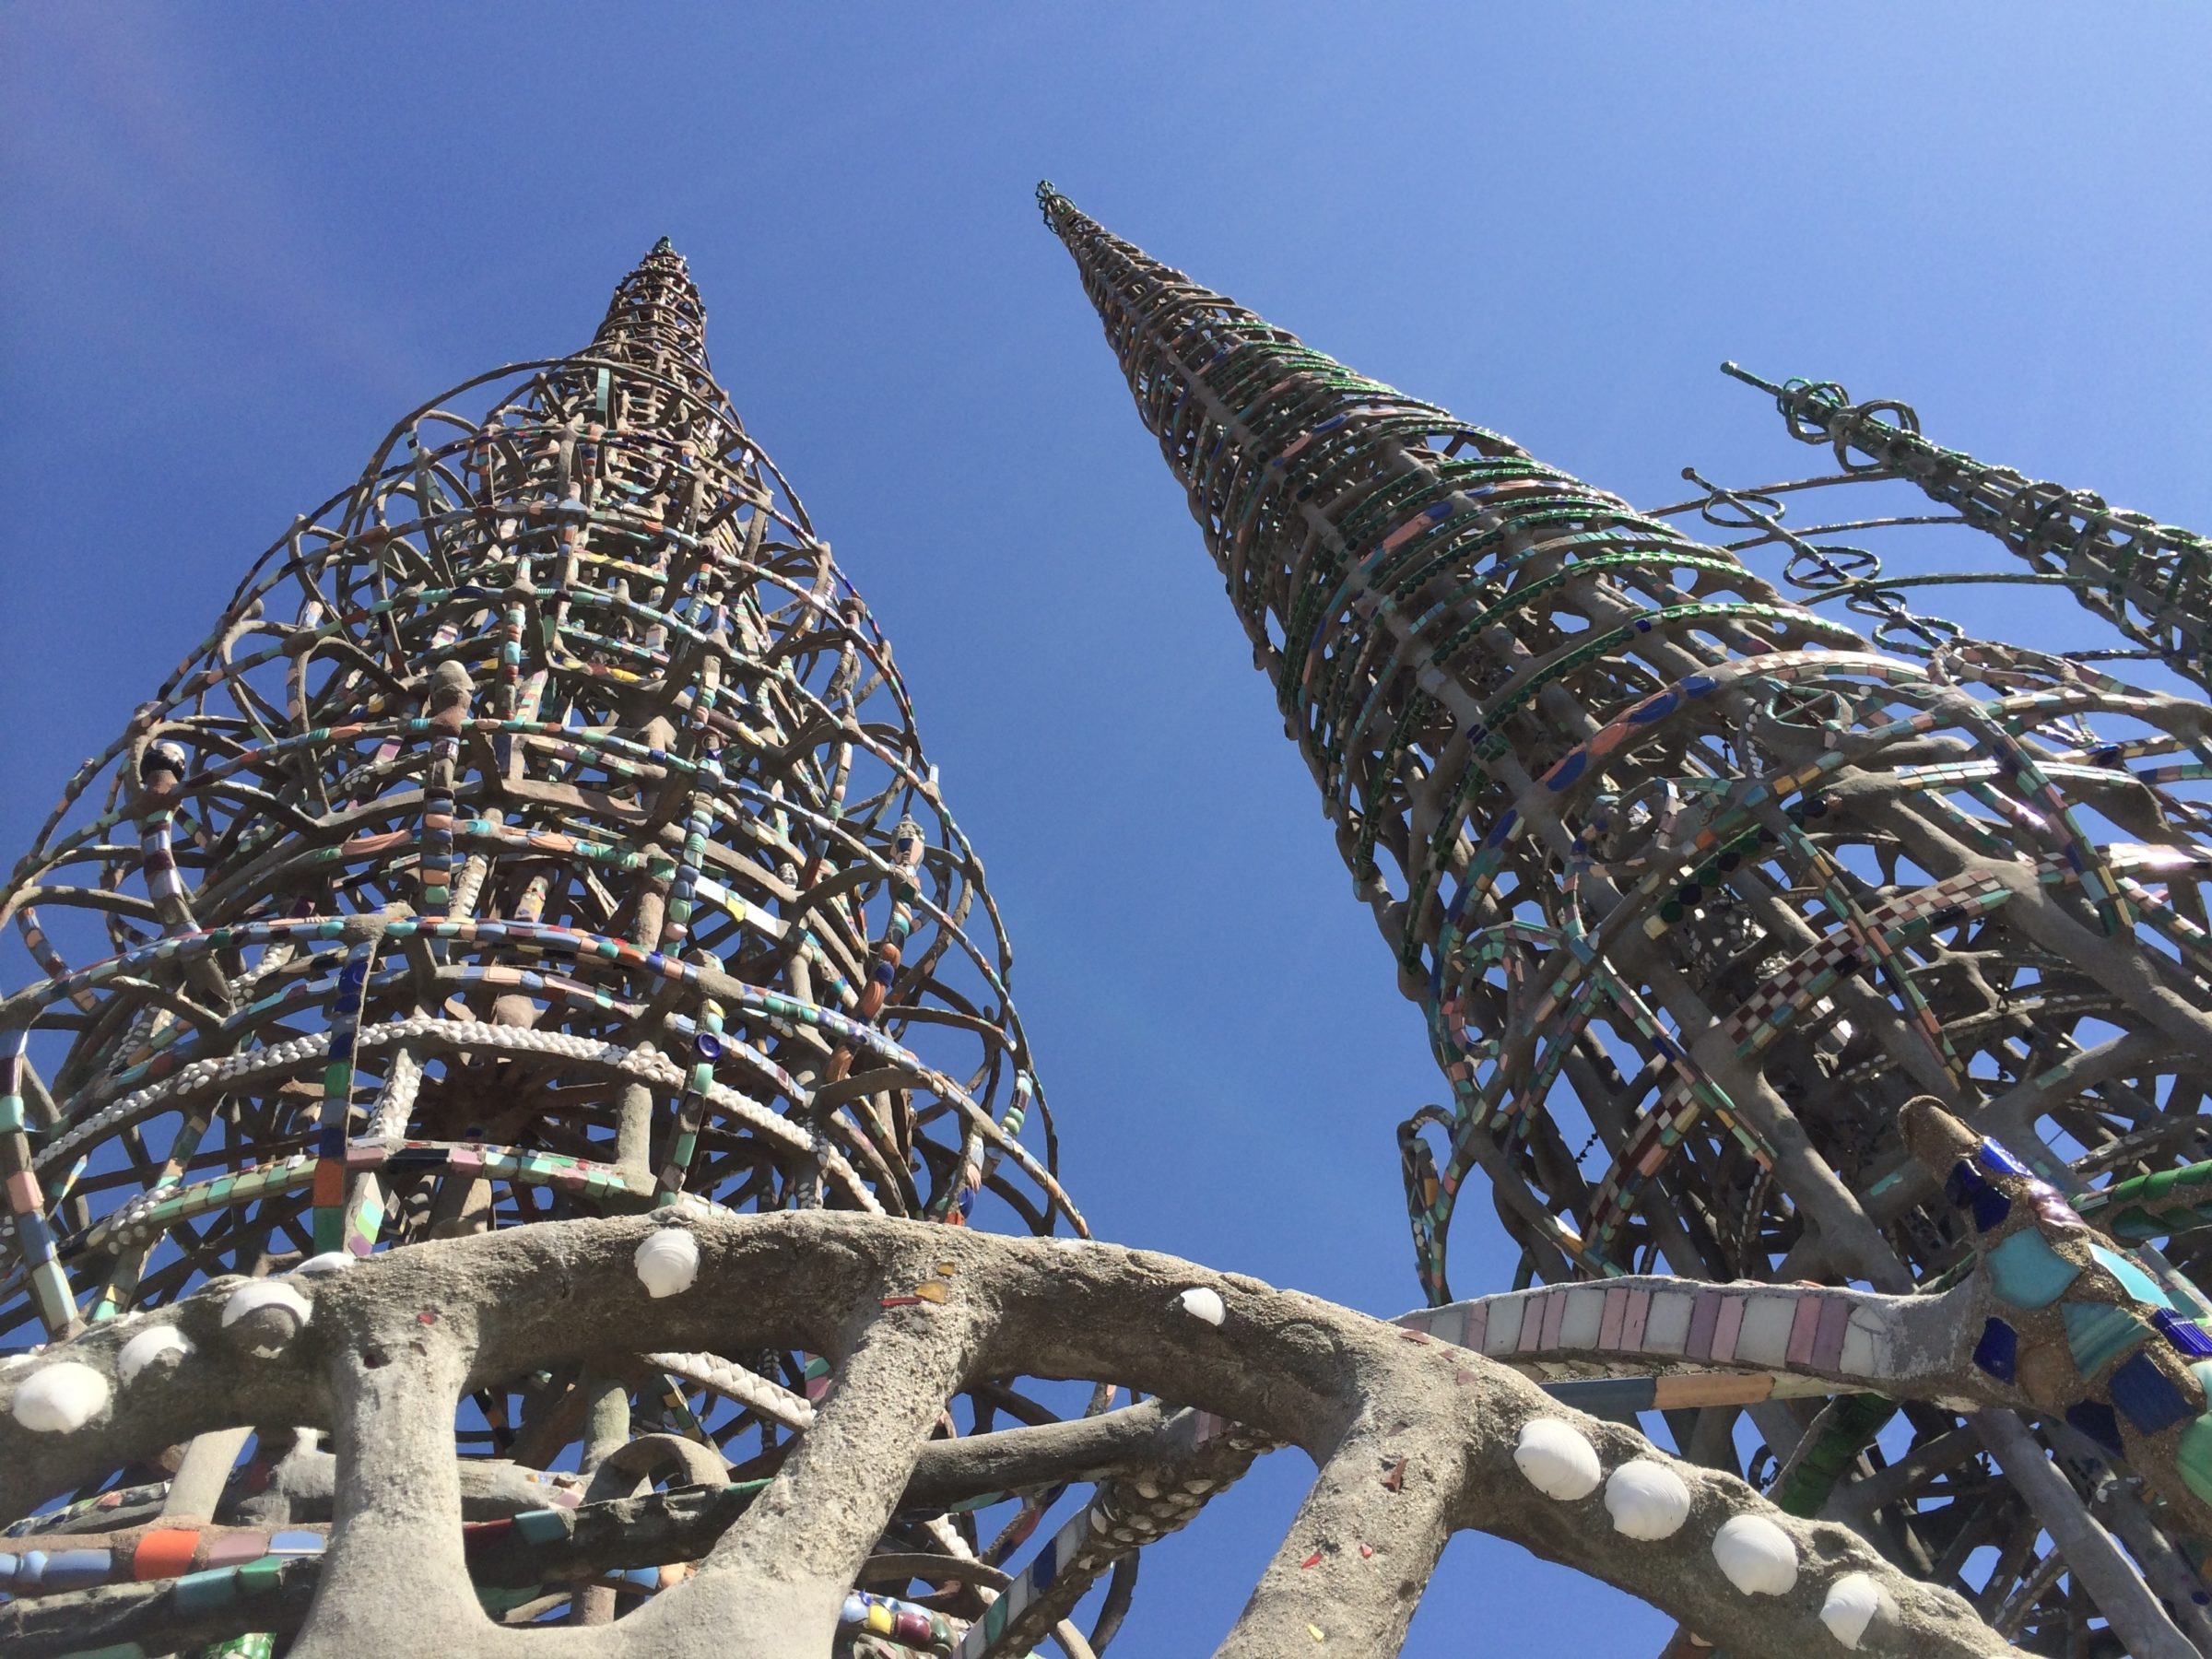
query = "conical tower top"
xmin=1037 ymin=184 xmax=1525 ymax=465
xmin=590 ymin=236 xmax=710 ymax=368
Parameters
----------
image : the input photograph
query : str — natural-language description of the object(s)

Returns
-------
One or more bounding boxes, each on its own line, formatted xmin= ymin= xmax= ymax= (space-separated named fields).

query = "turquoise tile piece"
xmin=512 ymin=1508 xmax=568 ymax=1545
xmin=2063 ymin=1300 xmax=2149 ymax=1373
xmin=1988 ymin=1230 xmax=2081 ymax=1309
xmin=234 ymin=1556 xmax=283 ymax=1595
xmin=2177 ymin=1411 xmax=2212 ymax=1506
xmin=171 ymin=1567 xmax=241 ymax=1613
xmin=2091 ymin=1244 xmax=2174 ymax=1310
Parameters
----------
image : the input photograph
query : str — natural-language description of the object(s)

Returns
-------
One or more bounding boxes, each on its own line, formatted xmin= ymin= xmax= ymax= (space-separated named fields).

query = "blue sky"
xmin=6 ymin=6 xmax=2211 ymax=1653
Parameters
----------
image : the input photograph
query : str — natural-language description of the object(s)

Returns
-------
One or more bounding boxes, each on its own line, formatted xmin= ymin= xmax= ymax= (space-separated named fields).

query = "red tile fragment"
xmin=134 ymin=1527 xmax=201 ymax=1580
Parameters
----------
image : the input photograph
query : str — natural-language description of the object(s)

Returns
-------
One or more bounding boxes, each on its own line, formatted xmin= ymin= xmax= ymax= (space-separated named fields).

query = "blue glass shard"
xmin=2155 ymin=1308 xmax=2212 ymax=1359
xmin=1972 ymin=1317 xmax=2018 ymax=1382
xmin=2110 ymin=1351 xmax=2195 ymax=1435
xmin=2065 ymin=1399 xmax=2125 ymax=1456
xmin=1946 ymin=1159 xmax=1984 ymax=1210
xmin=1978 ymin=1138 xmax=2032 ymax=1179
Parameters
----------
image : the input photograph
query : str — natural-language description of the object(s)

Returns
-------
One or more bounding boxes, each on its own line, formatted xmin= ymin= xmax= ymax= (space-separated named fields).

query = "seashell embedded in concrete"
xmin=1712 ymin=1513 xmax=1799 ymax=1595
xmin=634 ymin=1229 xmax=701 ymax=1299
xmin=1818 ymin=1571 xmax=1891 ymax=1648
xmin=1513 ymin=1417 xmax=1602 ymax=1500
xmin=116 ymin=1325 xmax=192 ymax=1386
xmin=1176 ymin=1286 xmax=1227 ymax=1326
xmin=1604 ymin=1458 xmax=1691 ymax=1539
xmin=12 ymin=1361 xmax=111 ymax=1432
xmin=221 ymin=1279 xmax=313 ymax=1358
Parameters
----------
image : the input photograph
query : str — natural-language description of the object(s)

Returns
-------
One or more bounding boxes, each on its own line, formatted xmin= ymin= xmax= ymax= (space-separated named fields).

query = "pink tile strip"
xmin=205 ymin=1532 xmax=268 ymax=1567
xmin=1687 ymin=1288 xmax=1722 ymax=1359
xmin=1785 ymin=1295 xmax=1824 ymax=1367
xmin=1621 ymin=1288 xmax=1650 ymax=1351
xmin=1599 ymin=1287 xmax=1628 ymax=1348
xmin=1709 ymin=1294 xmax=1746 ymax=1364
xmin=1812 ymin=1296 xmax=1851 ymax=1371
xmin=1517 ymin=1292 xmax=1548 ymax=1354
xmin=1539 ymin=1288 xmax=1568 ymax=1349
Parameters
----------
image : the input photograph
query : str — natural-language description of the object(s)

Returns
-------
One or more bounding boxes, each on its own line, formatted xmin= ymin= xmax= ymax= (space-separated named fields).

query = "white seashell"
xmin=291 ymin=1252 xmax=353 ymax=1277
xmin=1175 ymin=1287 xmax=1226 ymax=1326
xmin=12 ymin=1361 xmax=111 ymax=1432
xmin=222 ymin=1280 xmax=312 ymax=1356
xmin=1513 ymin=1418 xmax=1602 ymax=1500
xmin=1818 ymin=1571 xmax=1891 ymax=1648
xmin=1605 ymin=1458 xmax=1691 ymax=1539
xmin=1712 ymin=1513 xmax=1799 ymax=1595
xmin=223 ymin=1279 xmax=312 ymax=1328
xmin=117 ymin=1325 xmax=192 ymax=1385
xmin=634 ymin=1229 xmax=700 ymax=1299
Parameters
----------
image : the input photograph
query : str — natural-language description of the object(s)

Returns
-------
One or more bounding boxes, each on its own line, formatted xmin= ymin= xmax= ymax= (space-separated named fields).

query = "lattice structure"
xmin=1040 ymin=182 xmax=2212 ymax=1653
xmin=0 ymin=242 xmax=1120 ymax=1645
xmin=1722 ymin=365 xmax=2212 ymax=692
xmin=3 ymin=201 xmax=2199 ymax=1659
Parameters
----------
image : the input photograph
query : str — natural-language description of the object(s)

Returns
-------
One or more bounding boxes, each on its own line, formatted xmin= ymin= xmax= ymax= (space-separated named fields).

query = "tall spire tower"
xmin=2 ymin=240 xmax=1075 ymax=1347
xmin=1041 ymin=182 xmax=2212 ymax=1650
xmin=0 ymin=240 xmax=1086 ymax=1642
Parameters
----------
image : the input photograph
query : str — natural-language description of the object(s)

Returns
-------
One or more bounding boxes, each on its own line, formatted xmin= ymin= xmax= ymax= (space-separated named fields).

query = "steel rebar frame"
xmin=1719 ymin=365 xmax=2212 ymax=694
xmin=6 ymin=196 xmax=2205 ymax=1658
xmin=0 ymin=242 xmax=1130 ymax=1648
xmin=1 ymin=241 xmax=1076 ymax=1336
xmin=1040 ymin=182 xmax=2212 ymax=1653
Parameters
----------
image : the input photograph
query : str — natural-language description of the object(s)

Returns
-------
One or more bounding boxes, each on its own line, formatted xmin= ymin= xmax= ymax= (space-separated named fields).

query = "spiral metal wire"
xmin=0 ymin=242 xmax=1129 ymax=1645
xmin=1041 ymin=182 xmax=2212 ymax=1651
xmin=1721 ymin=364 xmax=2212 ymax=694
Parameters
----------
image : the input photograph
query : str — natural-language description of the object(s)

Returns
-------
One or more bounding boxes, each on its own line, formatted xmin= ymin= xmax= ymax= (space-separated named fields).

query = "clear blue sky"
xmin=6 ymin=6 xmax=2211 ymax=1653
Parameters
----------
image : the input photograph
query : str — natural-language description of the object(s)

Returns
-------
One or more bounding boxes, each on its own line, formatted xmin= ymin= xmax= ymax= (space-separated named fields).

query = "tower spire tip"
xmin=592 ymin=239 xmax=707 ymax=363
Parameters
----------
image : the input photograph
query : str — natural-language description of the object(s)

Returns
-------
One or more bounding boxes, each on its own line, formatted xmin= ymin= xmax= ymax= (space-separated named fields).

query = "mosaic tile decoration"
xmin=4 ymin=184 xmax=2206 ymax=1658
xmin=0 ymin=1206 xmax=2010 ymax=1659
xmin=1398 ymin=1098 xmax=2212 ymax=1545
